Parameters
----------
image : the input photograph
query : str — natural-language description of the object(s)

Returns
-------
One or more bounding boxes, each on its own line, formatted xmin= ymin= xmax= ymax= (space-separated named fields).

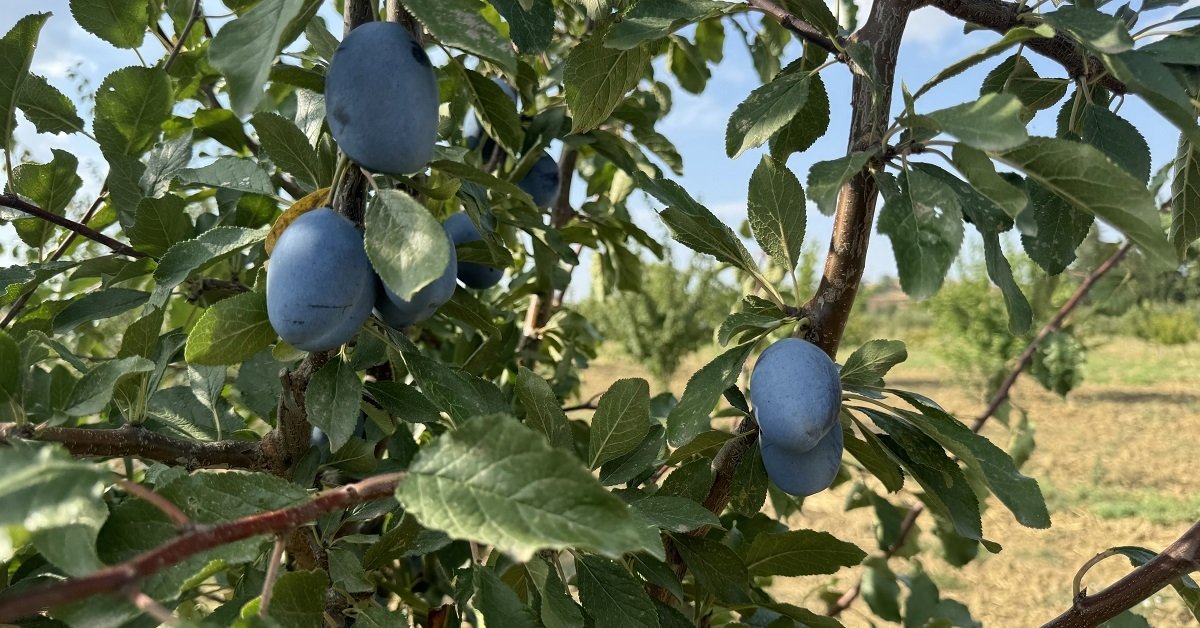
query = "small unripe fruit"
xmin=443 ymin=211 xmax=503 ymax=289
xmin=749 ymin=338 xmax=842 ymax=452
xmin=519 ymin=153 xmax=561 ymax=209
xmin=326 ymin=22 xmax=438 ymax=174
xmin=375 ymin=232 xmax=457 ymax=328
xmin=760 ymin=422 xmax=843 ymax=497
xmin=267 ymin=208 xmax=376 ymax=352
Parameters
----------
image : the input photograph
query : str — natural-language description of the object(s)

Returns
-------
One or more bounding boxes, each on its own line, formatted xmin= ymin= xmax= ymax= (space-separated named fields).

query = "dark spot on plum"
xmin=410 ymin=40 xmax=431 ymax=68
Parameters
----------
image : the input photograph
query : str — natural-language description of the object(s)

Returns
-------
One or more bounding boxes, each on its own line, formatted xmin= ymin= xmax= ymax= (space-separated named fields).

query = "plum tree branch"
xmin=0 ymin=473 xmax=403 ymax=623
xmin=0 ymin=423 xmax=266 ymax=470
xmin=0 ymin=194 xmax=148 ymax=259
xmin=929 ymin=0 xmax=1127 ymax=93
xmin=826 ymin=241 xmax=1134 ymax=617
xmin=746 ymin=0 xmax=845 ymax=59
xmin=1043 ymin=519 xmax=1200 ymax=627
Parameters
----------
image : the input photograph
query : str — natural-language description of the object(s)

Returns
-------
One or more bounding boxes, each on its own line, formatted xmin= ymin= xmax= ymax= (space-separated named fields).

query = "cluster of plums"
xmin=749 ymin=338 xmax=844 ymax=496
xmin=266 ymin=21 xmax=565 ymax=353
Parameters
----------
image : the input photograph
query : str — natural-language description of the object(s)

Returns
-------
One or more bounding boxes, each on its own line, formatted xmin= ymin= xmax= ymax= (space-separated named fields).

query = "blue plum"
xmin=267 ymin=208 xmax=376 ymax=352
xmin=443 ymin=211 xmax=503 ymax=289
xmin=519 ymin=153 xmax=561 ymax=208
xmin=375 ymin=232 xmax=458 ymax=328
xmin=326 ymin=22 xmax=438 ymax=174
xmin=760 ymin=422 xmax=844 ymax=497
xmin=749 ymin=338 xmax=842 ymax=453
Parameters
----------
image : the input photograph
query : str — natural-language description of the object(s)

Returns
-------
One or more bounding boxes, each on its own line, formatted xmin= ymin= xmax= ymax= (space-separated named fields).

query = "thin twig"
xmin=259 ymin=536 xmax=288 ymax=617
xmin=0 ymin=473 xmax=403 ymax=622
xmin=127 ymin=589 xmax=180 ymax=627
xmin=116 ymin=479 xmax=192 ymax=529
xmin=163 ymin=0 xmax=203 ymax=71
xmin=0 ymin=194 xmax=147 ymax=259
xmin=0 ymin=423 xmax=265 ymax=471
xmin=746 ymin=0 xmax=845 ymax=58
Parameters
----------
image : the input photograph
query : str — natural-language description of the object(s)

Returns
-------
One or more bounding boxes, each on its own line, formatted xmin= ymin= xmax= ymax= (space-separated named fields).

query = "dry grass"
xmin=576 ymin=338 xmax=1200 ymax=626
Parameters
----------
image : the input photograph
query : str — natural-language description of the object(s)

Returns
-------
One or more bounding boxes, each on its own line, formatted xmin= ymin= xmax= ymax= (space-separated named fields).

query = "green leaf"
xmin=913 ymin=24 xmax=1055 ymax=99
xmin=366 ymin=380 xmax=443 ymax=424
xmin=7 ymin=148 xmax=83 ymax=248
xmin=403 ymin=0 xmax=516 ymax=72
xmin=460 ymin=67 xmax=524 ymax=157
xmin=607 ymin=0 xmax=731 ymax=49
xmin=862 ymin=557 xmax=902 ymax=621
xmin=266 ymin=570 xmax=329 ymax=627
xmin=599 ymin=425 xmax=666 ymax=487
xmin=0 ymin=329 xmax=19 ymax=407
xmin=362 ymin=514 xmax=451 ymax=569
xmin=844 ymin=421 xmax=904 ymax=492
xmin=575 ymin=554 xmax=662 ymax=628
xmin=16 ymin=73 xmax=85 ymax=135
xmin=251 ymin=112 xmax=323 ymax=189
xmin=747 ymin=155 xmax=807 ymax=272
xmin=140 ymin=132 xmax=195 ymax=199
xmin=53 ymin=288 xmax=149 ymax=334
xmin=209 ymin=0 xmax=308 ymax=116
xmin=0 ymin=13 xmax=50 ymax=151
xmin=1020 ymin=180 xmax=1092 ymax=275
xmin=128 ymin=195 xmax=195 ymax=257
xmin=914 ymin=94 xmax=1028 ymax=152
xmin=365 ymin=190 xmax=451 ymax=301
xmin=950 ymin=144 xmax=1027 ymax=220
xmin=1057 ymin=100 xmax=1151 ymax=183
xmin=993 ymin=137 xmax=1176 ymax=269
xmin=1113 ymin=546 xmax=1200 ymax=621
xmin=490 ymin=0 xmax=555 ymax=54
xmin=395 ymin=415 xmax=651 ymax=561
xmin=877 ymin=169 xmax=965 ymax=299
xmin=433 ymin=159 xmax=536 ymax=208
xmin=32 ymin=518 xmax=107 ymax=577
xmin=726 ymin=63 xmax=811 ymax=158
xmin=94 ymin=66 xmax=172 ymax=156
xmin=808 ymin=151 xmax=873 ymax=216
xmin=1040 ymin=6 xmax=1134 ymax=54
xmin=982 ymin=55 xmax=1069 ymax=120
xmin=1102 ymin=50 xmax=1200 ymax=146
xmin=769 ymin=73 xmax=830 ymax=159
xmin=565 ymin=30 xmax=650 ymax=133
xmin=0 ymin=444 xmax=107 ymax=532
xmin=526 ymin=557 xmax=585 ymax=628
xmin=666 ymin=341 xmax=756 ymax=447
xmin=982 ymin=230 xmax=1034 ymax=335
xmin=589 ymin=378 xmax=651 ymax=468
xmin=305 ymin=357 xmax=363 ymax=452
xmin=716 ymin=310 xmax=787 ymax=347
xmin=840 ymin=339 xmax=907 ymax=387
xmin=637 ymin=174 xmax=757 ymax=274
xmin=515 ymin=366 xmax=574 ymax=450
xmin=65 ymin=356 xmax=155 ymax=415
xmin=328 ymin=548 xmax=373 ymax=593
xmin=863 ymin=408 xmax=983 ymax=540
xmin=630 ymin=495 xmax=720 ymax=533
xmin=176 ymin=156 xmax=275 ymax=195
xmin=472 ymin=565 xmax=540 ymax=628
xmin=184 ymin=291 xmax=277 ymax=365
xmin=891 ymin=391 xmax=1051 ymax=529
xmin=400 ymin=350 xmax=507 ymax=424
xmin=1171 ymin=138 xmax=1200 ymax=256
xmin=727 ymin=439 xmax=768 ymax=515
xmin=69 ymin=0 xmax=149 ymax=48
xmin=744 ymin=529 xmax=867 ymax=576
xmin=149 ymin=226 xmax=268 ymax=307
xmin=672 ymin=536 xmax=750 ymax=603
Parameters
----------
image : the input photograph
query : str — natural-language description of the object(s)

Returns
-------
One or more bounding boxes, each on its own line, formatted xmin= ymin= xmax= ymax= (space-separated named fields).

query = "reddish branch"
xmin=746 ymin=0 xmax=844 ymax=58
xmin=0 ymin=194 xmax=148 ymax=259
xmin=0 ymin=423 xmax=265 ymax=470
xmin=0 ymin=473 xmax=403 ymax=623
xmin=827 ymin=241 xmax=1134 ymax=616
xmin=1043 ymin=519 xmax=1200 ymax=627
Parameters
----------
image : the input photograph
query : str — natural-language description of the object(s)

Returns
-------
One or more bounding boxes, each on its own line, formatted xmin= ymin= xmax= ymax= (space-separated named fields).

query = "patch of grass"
xmin=1044 ymin=482 xmax=1200 ymax=525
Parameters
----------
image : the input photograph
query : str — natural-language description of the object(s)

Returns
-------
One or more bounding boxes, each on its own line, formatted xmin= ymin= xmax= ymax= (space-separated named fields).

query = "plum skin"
xmin=326 ymin=22 xmax=438 ymax=174
xmin=519 ymin=153 xmax=561 ymax=209
xmin=443 ymin=211 xmax=503 ymax=289
xmin=749 ymin=338 xmax=842 ymax=453
xmin=375 ymin=229 xmax=458 ymax=328
xmin=760 ymin=422 xmax=843 ymax=497
xmin=266 ymin=208 xmax=376 ymax=352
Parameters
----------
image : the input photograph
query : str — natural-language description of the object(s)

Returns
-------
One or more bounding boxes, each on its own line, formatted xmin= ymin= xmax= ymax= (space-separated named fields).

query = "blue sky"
xmin=1 ymin=0 xmax=1191 ymax=287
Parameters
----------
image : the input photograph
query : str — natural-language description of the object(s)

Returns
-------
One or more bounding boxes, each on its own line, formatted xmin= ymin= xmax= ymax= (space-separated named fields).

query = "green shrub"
xmin=1128 ymin=303 xmax=1200 ymax=345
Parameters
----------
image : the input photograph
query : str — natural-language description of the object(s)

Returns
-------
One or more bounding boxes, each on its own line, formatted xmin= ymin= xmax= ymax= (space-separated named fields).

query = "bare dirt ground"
xmin=576 ymin=338 xmax=1200 ymax=626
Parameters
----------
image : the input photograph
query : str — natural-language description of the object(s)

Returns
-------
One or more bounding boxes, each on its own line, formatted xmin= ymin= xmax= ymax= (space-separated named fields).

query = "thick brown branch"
xmin=0 ymin=473 xmax=403 ymax=623
xmin=930 ymin=0 xmax=1127 ymax=93
xmin=1043 ymin=519 xmax=1200 ymax=627
xmin=0 ymin=423 xmax=265 ymax=471
xmin=0 ymin=194 xmax=148 ymax=259
xmin=827 ymin=241 xmax=1134 ymax=617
